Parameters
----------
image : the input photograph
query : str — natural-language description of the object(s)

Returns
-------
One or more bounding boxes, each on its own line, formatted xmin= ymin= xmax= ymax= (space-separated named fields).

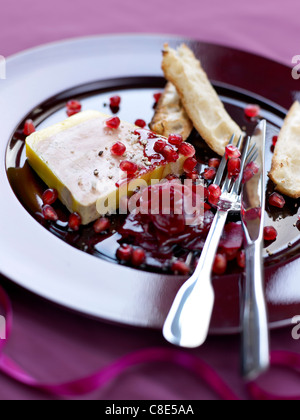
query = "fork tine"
xmin=249 ymin=151 xmax=259 ymax=165
xmin=246 ymin=144 xmax=258 ymax=164
xmin=246 ymin=143 xmax=256 ymax=160
xmin=214 ymin=134 xmax=235 ymax=186
xmin=236 ymin=134 xmax=244 ymax=149
xmin=221 ymin=173 xmax=232 ymax=193
xmin=232 ymin=136 xmax=252 ymax=195
xmin=247 ymin=150 xmax=258 ymax=164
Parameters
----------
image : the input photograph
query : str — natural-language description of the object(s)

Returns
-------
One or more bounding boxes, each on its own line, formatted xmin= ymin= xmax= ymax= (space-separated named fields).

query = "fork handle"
xmin=241 ymin=242 xmax=270 ymax=380
xmin=163 ymin=209 xmax=228 ymax=348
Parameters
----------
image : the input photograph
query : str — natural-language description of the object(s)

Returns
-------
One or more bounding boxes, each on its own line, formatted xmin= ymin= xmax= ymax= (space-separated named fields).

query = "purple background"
xmin=1 ymin=0 xmax=300 ymax=400
xmin=1 ymin=0 xmax=299 ymax=66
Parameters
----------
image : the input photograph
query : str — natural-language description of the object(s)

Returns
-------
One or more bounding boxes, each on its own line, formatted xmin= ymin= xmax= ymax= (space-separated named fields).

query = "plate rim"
xmin=6 ymin=32 xmax=291 ymax=69
xmin=1 ymin=33 xmax=299 ymax=333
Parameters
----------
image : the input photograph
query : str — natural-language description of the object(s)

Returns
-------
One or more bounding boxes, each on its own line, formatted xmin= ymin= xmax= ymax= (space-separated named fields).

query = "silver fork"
xmin=163 ymin=134 xmax=252 ymax=348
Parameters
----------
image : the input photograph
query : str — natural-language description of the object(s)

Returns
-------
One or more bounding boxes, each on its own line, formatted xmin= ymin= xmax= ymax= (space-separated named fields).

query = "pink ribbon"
xmin=0 ymin=284 xmax=299 ymax=400
xmin=246 ymin=352 xmax=300 ymax=400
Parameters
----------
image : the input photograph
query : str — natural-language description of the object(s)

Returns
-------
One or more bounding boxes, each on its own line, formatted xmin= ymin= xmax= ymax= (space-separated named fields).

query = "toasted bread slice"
xmin=150 ymin=82 xmax=193 ymax=140
xmin=161 ymin=43 xmax=243 ymax=156
xmin=269 ymin=101 xmax=300 ymax=198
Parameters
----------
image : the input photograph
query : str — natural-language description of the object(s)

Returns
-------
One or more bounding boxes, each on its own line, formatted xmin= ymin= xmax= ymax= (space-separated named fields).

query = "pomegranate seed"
xmin=67 ymin=109 xmax=81 ymax=117
xmin=225 ymin=144 xmax=241 ymax=159
xmin=131 ymin=248 xmax=146 ymax=267
xmin=183 ymin=157 xmax=197 ymax=173
xmin=42 ymin=189 xmax=58 ymax=206
xmin=111 ymin=142 xmax=126 ymax=156
xmin=94 ymin=217 xmax=110 ymax=233
xmin=66 ymin=100 xmax=81 ymax=116
xmin=109 ymin=96 xmax=121 ymax=108
xmin=162 ymin=145 xmax=179 ymax=163
xmin=237 ymin=250 xmax=246 ymax=269
xmin=117 ymin=245 xmax=133 ymax=262
xmin=203 ymin=167 xmax=216 ymax=180
xmin=204 ymin=202 xmax=211 ymax=210
xmin=153 ymin=93 xmax=162 ymax=103
xmin=165 ymin=173 xmax=179 ymax=181
xmin=186 ymin=170 xmax=199 ymax=181
xmin=222 ymin=248 xmax=238 ymax=262
xmin=150 ymin=153 xmax=161 ymax=160
xmin=67 ymin=100 xmax=82 ymax=111
xmin=227 ymin=157 xmax=241 ymax=178
xmin=213 ymin=254 xmax=227 ymax=275
xmin=135 ymin=119 xmax=146 ymax=128
xmin=178 ymin=143 xmax=196 ymax=157
xmin=208 ymin=184 xmax=221 ymax=205
xmin=208 ymin=158 xmax=221 ymax=168
xmin=110 ymin=106 xmax=120 ymax=114
xmin=246 ymin=161 xmax=259 ymax=175
xmin=272 ymin=136 xmax=278 ymax=146
xmin=42 ymin=205 xmax=58 ymax=222
xmin=171 ymin=261 xmax=190 ymax=275
xmin=268 ymin=192 xmax=285 ymax=208
xmin=245 ymin=104 xmax=260 ymax=118
xmin=219 ymin=223 xmax=243 ymax=262
xmin=207 ymin=197 xmax=220 ymax=209
xmin=168 ymin=134 xmax=183 ymax=147
xmin=242 ymin=168 xmax=254 ymax=183
xmin=106 ymin=116 xmax=121 ymax=129
xmin=264 ymin=226 xmax=278 ymax=241
xmin=120 ymin=160 xmax=138 ymax=174
xmin=147 ymin=131 xmax=157 ymax=139
xmin=153 ymin=139 xmax=167 ymax=154
xmin=244 ymin=207 xmax=261 ymax=221
xmin=243 ymin=161 xmax=260 ymax=183
xmin=69 ymin=212 xmax=82 ymax=231
xmin=23 ymin=119 xmax=36 ymax=136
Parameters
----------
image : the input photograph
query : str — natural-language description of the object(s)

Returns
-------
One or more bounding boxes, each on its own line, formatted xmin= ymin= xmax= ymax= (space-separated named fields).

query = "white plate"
xmin=1 ymin=35 xmax=300 ymax=332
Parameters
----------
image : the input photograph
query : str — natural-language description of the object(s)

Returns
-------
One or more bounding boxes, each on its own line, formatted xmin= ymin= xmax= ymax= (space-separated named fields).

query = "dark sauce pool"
xmin=6 ymin=77 xmax=300 ymax=274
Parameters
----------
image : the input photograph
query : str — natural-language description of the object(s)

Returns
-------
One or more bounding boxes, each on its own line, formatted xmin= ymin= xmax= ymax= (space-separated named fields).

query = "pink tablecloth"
xmin=1 ymin=0 xmax=300 ymax=400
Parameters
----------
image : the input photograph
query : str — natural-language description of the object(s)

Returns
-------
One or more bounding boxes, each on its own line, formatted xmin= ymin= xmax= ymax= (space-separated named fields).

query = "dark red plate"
xmin=1 ymin=35 xmax=300 ymax=333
